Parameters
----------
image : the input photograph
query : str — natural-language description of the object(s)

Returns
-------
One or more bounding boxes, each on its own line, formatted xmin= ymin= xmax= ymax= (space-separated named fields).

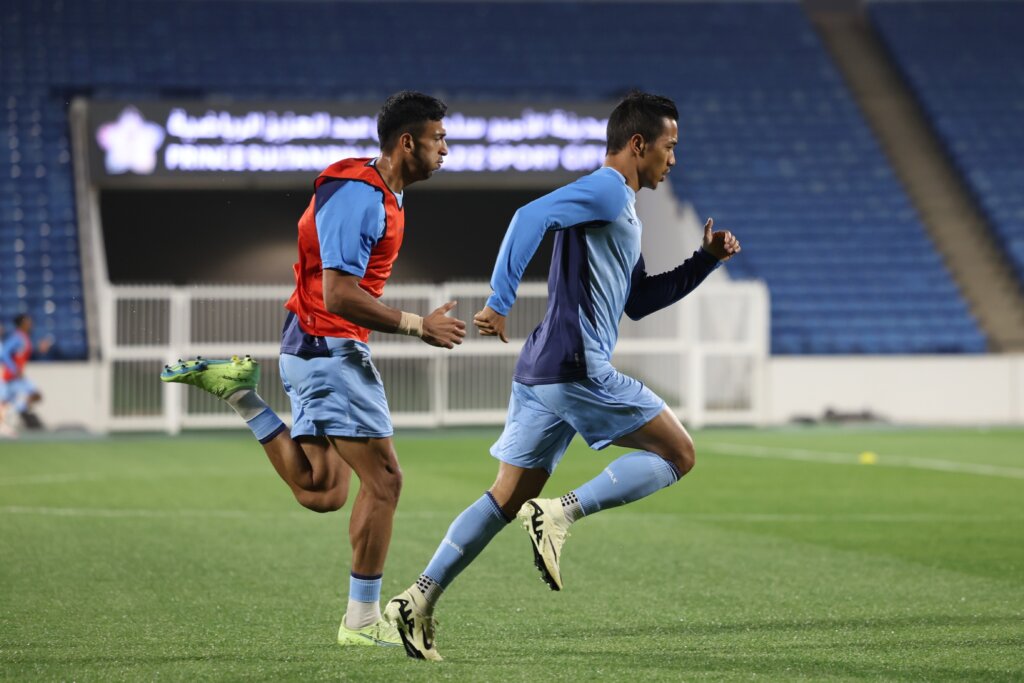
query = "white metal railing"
xmin=98 ymin=280 xmax=769 ymax=433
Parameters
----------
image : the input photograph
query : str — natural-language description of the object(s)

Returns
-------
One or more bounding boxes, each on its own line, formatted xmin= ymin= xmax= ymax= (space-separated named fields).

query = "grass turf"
xmin=1 ymin=427 xmax=1022 ymax=681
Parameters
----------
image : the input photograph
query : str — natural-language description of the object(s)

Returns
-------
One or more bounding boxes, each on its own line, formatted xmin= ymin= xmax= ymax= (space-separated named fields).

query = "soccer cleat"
xmin=336 ymin=615 xmax=402 ymax=648
xmin=517 ymin=498 xmax=571 ymax=591
xmin=159 ymin=355 xmax=259 ymax=399
xmin=384 ymin=588 xmax=442 ymax=661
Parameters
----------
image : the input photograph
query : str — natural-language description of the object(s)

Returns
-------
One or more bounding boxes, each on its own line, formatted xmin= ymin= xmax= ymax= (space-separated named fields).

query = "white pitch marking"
xmin=704 ymin=442 xmax=1024 ymax=480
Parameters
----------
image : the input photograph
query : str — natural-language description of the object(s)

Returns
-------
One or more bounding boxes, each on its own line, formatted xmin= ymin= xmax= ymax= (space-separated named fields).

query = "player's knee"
xmin=295 ymin=489 xmax=345 ymax=513
xmin=668 ymin=434 xmax=696 ymax=478
xmin=363 ymin=462 xmax=403 ymax=507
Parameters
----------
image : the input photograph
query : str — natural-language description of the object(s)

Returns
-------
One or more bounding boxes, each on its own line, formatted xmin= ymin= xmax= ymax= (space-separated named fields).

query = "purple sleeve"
xmin=624 ymin=249 xmax=720 ymax=321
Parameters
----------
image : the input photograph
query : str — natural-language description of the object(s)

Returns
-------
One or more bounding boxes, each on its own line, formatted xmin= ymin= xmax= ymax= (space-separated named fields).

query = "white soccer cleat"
xmin=517 ymin=498 xmax=571 ymax=591
xmin=384 ymin=587 xmax=442 ymax=661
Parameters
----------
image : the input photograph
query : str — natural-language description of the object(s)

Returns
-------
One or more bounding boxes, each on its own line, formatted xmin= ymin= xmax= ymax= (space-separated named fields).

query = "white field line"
xmin=0 ymin=505 xmax=1019 ymax=524
xmin=704 ymin=442 xmax=1024 ymax=480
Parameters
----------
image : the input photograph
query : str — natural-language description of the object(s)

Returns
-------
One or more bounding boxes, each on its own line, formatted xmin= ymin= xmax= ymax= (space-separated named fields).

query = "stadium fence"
xmin=98 ymin=281 xmax=769 ymax=433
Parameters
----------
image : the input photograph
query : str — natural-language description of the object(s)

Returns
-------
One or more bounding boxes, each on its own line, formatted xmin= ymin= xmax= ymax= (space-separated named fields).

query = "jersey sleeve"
xmin=0 ymin=335 xmax=22 ymax=374
xmin=315 ymin=180 xmax=387 ymax=278
xmin=486 ymin=173 xmax=628 ymax=315
xmin=623 ymin=249 xmax=720 ymax=321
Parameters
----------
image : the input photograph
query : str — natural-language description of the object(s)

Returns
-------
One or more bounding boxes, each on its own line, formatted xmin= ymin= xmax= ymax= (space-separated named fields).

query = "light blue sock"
xmin=349 ymin=572 xmax=382 ymax=603
xmin=346 ymin=572 xmax=383 ymax=629
xmin=225 ymin=390 xmax=286 ymax=444
xmin=422 ymin=492 xmax=511 ymax=591
xmin=573 ymin=451 xmax=681 ymax=517
xmin=246 ymin=407 xmax=286 ymax=444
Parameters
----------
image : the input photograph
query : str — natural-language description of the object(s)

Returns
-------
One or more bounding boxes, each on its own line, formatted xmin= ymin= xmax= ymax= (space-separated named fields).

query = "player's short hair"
xmin=377 ymin=91 xmax=448 ymax=152
xmin=13 ymin=314 xmax=29 ymax=327
xmin=606 ymin=91 xmax=679 ymax=154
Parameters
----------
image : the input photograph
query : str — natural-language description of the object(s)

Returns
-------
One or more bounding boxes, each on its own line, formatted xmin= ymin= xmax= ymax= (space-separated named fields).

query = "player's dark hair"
xmin=606 ymin=91 xmax=679 ymax=154
xmin=13 ymin=314 xmax=28 ymax=327
xmin=377 ymin=91 xmax=447 ymax=151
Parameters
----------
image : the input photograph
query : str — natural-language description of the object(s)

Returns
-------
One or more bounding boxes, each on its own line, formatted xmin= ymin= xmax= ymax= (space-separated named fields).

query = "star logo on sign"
xmin=96 ymin=107 xmax=165 ymax=175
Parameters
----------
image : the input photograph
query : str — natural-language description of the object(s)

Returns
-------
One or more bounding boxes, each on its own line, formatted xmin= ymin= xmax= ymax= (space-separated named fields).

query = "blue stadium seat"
xmin=0 ymin=0 xmax=992 ymax=356
xmin=871 ymin=1 xmax=1024 ymax=292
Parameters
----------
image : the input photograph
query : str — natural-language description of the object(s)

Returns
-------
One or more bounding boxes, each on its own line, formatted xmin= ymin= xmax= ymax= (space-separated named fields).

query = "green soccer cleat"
xmin=517 ymin=498 xmax=571 ymax=591
xmin=337 ymin=615 xmax=402 ymax=648
xmin=384 ymin=588 xmax=442 ymax=661
xmin=159 ymin=355 xmax=259 ymax=399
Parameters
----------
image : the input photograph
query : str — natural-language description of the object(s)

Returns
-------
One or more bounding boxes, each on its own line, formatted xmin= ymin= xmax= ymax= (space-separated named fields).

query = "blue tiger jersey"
xmin=485 ymin=166 xmax=720 ymax=385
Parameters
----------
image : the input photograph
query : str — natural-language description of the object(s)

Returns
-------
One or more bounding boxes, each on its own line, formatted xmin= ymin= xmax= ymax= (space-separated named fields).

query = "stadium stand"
xmin=0 ymin=0 xmax=988 ymax=356
xmin=870 ymin=1 xmax=1024 ymax=293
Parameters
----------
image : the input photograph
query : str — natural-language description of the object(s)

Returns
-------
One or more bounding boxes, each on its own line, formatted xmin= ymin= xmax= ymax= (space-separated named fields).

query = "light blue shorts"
xmin=490 ymin=369 xmax=667 ymax=474
xmin=0 ymin=377 xmax=37 ymax=404
xmin=278 ymin=340 xmax=393 ymax=439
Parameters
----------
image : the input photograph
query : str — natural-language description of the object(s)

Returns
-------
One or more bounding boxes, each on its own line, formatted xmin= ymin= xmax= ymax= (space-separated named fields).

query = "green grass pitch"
xmin=2 ymin=427 xmax=1023 ymax=681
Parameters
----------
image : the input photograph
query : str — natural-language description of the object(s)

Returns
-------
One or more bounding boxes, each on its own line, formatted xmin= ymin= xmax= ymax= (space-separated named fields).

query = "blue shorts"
xmin=0 ymin=377 xmax=37 ymax=404
xmin=490 ymin=369 xmax=666 ymax=474
xmin=278 ymin=340 xmax=393 ymax=439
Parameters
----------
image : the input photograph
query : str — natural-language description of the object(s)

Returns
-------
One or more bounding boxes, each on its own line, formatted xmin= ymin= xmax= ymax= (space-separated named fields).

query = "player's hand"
xmin=38 ymin=336 xmax=54 ymax=354
xmin=702 ymin=218 xmax=741 ymax=262
xmin=473 ymin=306 xmax=508 ymax=343
xmin=421 ymin=301 xmax=466 ymax=349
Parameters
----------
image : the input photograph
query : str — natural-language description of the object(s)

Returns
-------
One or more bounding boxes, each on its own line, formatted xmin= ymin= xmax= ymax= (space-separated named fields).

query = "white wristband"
xmin=396 ymin=311 xmax=424 ymax=338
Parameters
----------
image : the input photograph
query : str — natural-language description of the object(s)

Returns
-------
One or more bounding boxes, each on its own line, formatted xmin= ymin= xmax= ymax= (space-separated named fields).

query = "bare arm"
xmin=323 ymin=269 xmax=466 ymax=348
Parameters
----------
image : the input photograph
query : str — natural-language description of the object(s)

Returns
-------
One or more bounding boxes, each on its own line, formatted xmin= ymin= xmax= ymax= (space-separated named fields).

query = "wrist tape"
xmin=396 ymin=311 xmax=424 ymax=338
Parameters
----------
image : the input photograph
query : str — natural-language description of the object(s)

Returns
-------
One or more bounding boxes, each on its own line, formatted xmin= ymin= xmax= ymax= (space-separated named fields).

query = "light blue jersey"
xmin=486 ymin=166 xmax=637 ymax=383
xmin=486 ymin=166 xmax=719 ymax=386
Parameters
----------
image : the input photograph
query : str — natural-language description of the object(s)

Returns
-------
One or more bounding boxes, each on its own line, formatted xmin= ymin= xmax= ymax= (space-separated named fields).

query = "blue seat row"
xmin=0 ymin=0 xmax=998 ymax=356
xmin=871 ymin=1 xmax=1024 ymax=291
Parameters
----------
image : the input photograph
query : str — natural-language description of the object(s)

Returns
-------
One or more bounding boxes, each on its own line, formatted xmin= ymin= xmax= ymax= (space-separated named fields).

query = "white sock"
xmin=224 ymin=389 xmax=269 ymax=422
xmin=344 ymin=600 xmax=381 ymax=629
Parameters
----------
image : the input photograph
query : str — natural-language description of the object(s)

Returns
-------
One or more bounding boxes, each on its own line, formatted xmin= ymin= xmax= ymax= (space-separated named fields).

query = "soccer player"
xmin=160 ymin=91 xmax=466 ymax=647
xmin=384 ymin=91 xmax=741 ymax=660
xmin=0 ymin=314 xmax=52 ymax=437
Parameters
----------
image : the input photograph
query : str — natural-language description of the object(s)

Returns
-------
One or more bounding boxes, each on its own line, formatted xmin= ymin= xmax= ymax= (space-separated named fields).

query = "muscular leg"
xmin=612 ymin=407 xmax=696 ymax=475
xmin=318 ymin=436 xmax=402 ymax=630
xmin=488 ymin=462 xmax=550 ymax=518
xmin=407 ymin=462 xmax=549 ymax=608
xmin=558 ymin=407 xmax=694 ymax=523
xmin=328 ymin=436 xmax=403 ymax=577
xmin=261 ymin=433 xmax=352 ymax=513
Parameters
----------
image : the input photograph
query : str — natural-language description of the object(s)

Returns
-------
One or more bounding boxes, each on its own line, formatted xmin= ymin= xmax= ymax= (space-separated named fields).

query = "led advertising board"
xmin=87 ymin=100 xmax=613 ymax=188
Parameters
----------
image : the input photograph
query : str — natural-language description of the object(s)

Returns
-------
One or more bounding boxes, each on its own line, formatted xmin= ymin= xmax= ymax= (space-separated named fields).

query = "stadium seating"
xmin=0 ymin=0 xmax=989 ymax=355
xmin=870 ymin=1 xmax=1024 ymax=293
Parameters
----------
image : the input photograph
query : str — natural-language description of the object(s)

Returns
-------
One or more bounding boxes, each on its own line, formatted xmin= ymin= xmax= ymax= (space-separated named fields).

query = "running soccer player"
xmin=161 ymin=91 xmax=466 ymax=648
xmin=385 ymin=91 xmax=741 ymax=660
xmin=0 ymin=314 xmax=52 ymax=437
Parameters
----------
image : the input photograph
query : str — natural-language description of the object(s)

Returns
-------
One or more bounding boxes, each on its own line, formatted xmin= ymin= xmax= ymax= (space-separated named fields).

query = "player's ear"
xmin=399 ymin=131 xmax=415 ymax=153
xmin=631 ymin=133 xmax=646 ymax=156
